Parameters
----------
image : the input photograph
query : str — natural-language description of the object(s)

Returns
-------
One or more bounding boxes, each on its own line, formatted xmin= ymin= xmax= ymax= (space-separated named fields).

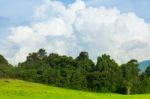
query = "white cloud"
xmin=74 ymin=6 xmax=150 ymax=63
xmin=7 ymin=17 xmax=76 ymax=64
xmin=4 ymin=0 xmax=150 ymax=65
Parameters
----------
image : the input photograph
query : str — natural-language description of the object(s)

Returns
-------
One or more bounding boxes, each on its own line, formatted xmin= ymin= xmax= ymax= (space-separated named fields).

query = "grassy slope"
xmin=0 ymin=79 xmax=150 ymax=99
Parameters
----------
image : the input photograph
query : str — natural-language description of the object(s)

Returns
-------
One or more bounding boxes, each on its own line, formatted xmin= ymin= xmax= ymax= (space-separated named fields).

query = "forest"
xmin=0 ymin=48 xmax=150 ymax=95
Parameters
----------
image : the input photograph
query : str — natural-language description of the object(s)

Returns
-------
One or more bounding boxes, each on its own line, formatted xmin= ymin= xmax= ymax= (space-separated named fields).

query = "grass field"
xmin=0 ymin=79 xmax=150 ymax=99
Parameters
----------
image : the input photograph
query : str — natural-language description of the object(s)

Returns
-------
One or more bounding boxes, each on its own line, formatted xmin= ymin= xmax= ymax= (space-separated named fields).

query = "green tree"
xmin=0 ymin=54 xmax=8 ymax=65
xmin=0 ymin=54 xmax=13 ymax=78
xmin=94 ymin=54 xmax=120 ymax=92
xmin=138 ymin=66 xmax=150 ymax=93
xmin=75 ymin=52 xmax=95 ymax=90
xmin=76 ymin=51 xmax=95 ymax=72
xmin=120 ymin=59 xmax=140 ymax=95
xmin=71 ymin=68 xmax=87 ymax=90
xmin=145 ymin=66 xmax=150 ymax=76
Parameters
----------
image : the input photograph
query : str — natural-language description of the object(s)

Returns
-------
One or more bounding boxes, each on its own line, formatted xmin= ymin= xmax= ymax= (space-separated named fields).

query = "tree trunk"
xmin=127 ymin=87 xmax=131 ymax=95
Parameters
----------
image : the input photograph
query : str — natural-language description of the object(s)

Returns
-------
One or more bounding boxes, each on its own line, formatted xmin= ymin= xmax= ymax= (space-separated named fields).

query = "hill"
xmin=0 ymin=79 xmax=150 ymax=99
xmin=139 ymin=60 xmax=150 ymax=72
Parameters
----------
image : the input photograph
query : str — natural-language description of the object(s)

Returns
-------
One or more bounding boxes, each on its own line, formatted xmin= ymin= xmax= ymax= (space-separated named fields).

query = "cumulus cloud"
xmin=8 ymin=17 xmax=77 ymax=64
xmin=74 ymin=6 xmax=150 ymax=63
xmin=4 ymin=0 xmax=150 ymax=65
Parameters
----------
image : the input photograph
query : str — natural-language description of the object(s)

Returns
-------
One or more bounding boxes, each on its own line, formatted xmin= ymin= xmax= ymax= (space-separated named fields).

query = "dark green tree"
xmin=76 ymin=51 xmax=95 ymax=72
xmin=0 ymin=54 xmax=8 ymax=65
xmin=75 ymin=52 xmax=95 ymax=90
xmin=0 ymin=54 xmax=13 ymax=78
xmin=145 ymin=66 xmax=150 ymax=76
xmin=120 ymin=59 xmax=140 ymax=95
xmin=138 ymin=66 xmax=150 ymax=93
xmin=94 ymin=54 xmax=120 ymax=92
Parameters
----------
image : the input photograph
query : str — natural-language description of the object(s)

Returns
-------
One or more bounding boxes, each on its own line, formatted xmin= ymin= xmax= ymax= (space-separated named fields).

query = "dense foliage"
xmin=0 ymin=48 xmax=150 ymax=94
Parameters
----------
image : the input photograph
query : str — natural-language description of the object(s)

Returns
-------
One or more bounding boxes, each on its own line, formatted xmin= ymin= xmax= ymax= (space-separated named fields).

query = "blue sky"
xmin=0 ymin=0 xmax=150 ymax=27
xmin=85 ymin=0 xmax=150 ymax=22
xmin=0 ymin=0 xmax=150 ymax=64
xmin=0 ymin=0 xmax=150 ymax=38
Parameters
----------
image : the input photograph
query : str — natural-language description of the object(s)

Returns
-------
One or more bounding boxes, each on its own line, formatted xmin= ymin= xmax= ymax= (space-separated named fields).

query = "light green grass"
xmin=0 ymin=79 xmax=150 ymax=99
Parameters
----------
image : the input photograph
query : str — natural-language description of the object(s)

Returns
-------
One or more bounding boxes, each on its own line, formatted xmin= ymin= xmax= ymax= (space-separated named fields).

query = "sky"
xmin=0 ymin=0 xmax=150 ymax=65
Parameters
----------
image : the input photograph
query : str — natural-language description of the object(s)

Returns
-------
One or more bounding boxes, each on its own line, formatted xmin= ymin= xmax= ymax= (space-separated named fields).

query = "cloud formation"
xmin=5 ymin=0 xmax=150 ymax=64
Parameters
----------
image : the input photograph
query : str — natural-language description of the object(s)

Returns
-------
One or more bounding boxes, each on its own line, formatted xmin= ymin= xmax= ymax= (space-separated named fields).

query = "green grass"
xmin=0 ymin=79 xmax=150 ymax=99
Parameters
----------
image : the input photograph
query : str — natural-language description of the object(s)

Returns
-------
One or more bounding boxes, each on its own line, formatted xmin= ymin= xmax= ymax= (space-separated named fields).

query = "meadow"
xmin=0 ymin=79 xmax=150 ymax=99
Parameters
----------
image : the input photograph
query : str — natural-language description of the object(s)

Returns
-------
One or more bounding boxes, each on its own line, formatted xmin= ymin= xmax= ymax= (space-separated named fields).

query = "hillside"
xmin=0 ymin=79 xmax=150 ymax=99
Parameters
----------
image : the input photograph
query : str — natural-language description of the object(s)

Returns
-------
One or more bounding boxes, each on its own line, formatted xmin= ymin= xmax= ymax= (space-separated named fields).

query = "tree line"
xmin=0 ymin=48 xmax=150 ymax=95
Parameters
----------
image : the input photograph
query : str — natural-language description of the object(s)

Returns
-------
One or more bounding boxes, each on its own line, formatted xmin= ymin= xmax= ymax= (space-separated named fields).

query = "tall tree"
xmin=75 ymin=51 xmax=95 ymax=90
xmin=138 ymin=66 xmax=150 ymax=93
xmin=0 ymin=54 xmax=8 ymax=65
xmin=120 ymin=59 xmax=140 ymax=95
xmin=76 ymin=51 xmax=95 ymax=72
xmin=94 ymin=54 xmax=120 ymax=92
xmin=145 ymin=66 xmax=150 ymax=76
xmin=0 ymin=54 xmax=13 ymax=78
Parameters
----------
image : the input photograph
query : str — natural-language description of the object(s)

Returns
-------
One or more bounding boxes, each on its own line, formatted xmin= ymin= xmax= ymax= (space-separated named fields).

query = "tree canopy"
xmin=0 ymin=48 xmax=149 ymax=94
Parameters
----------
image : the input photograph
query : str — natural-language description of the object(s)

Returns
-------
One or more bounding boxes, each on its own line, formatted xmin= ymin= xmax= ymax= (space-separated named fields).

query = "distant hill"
xmin=139 ymin=60 xmax=150 ymax=72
